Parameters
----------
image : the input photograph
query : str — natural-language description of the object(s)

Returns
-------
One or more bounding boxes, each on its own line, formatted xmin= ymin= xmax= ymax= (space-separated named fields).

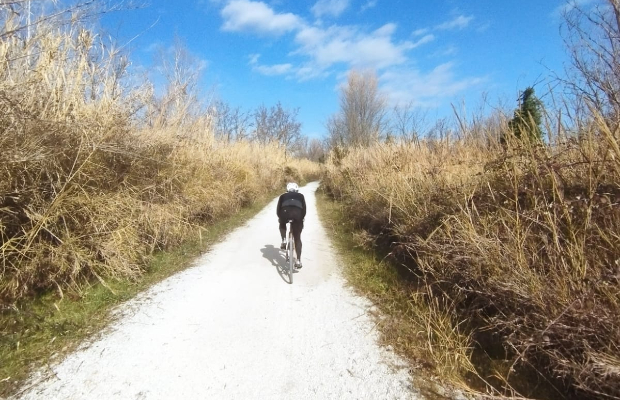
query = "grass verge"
xmin=315 ymin=188 xmax=475 ymax=400
xmin=0 ymin=190 xmax=278 ymax=398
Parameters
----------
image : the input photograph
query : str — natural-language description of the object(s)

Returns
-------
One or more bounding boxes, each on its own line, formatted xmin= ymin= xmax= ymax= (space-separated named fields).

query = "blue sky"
xmin=100 ymin=0 xmax=582 ymax=139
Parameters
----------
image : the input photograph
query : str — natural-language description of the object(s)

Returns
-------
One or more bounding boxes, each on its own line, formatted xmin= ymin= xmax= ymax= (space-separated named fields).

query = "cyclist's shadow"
xmin=260 ymin=244 xmax=292 ymax=284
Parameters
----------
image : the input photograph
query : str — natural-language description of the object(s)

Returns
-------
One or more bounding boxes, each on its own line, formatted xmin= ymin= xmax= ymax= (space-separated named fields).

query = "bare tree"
xmin=271 ymin=102 xmax=302 ymax=156
xmin=426 ymin=117 xmax=453 ymax=151
xmin=212 ymin=100 xmax=250 ymax=142
xmin=253 ymin=104 xmax=270 ymax=144
xmin=325 ymin=113 xmax=346 ymax=148
xmin=252 ymin=102 xmax=303 ymax=158
xmin=146 ymin=37 xmax=207 ymax=130
xmin=300 ymin=137 xmax=326 ymax=162
xmin=562 ymin=0 xmax=620 ymax=123
xmin=329 ymin=69 xmax=387 ymax=147
xmin=391 ymin=101 xmax=428 ymax=146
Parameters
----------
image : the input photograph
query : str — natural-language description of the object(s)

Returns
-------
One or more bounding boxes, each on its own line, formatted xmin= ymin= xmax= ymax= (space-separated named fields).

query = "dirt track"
xmin=12 ymin=182 xmax=419 ymax=400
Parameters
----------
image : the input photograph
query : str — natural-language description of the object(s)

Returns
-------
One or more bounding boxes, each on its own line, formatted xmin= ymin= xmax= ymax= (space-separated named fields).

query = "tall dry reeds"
xmin=0 ymin=3 xmax=319 ymax=304
xmin=322 ymin=118 xmax=620 ymax=398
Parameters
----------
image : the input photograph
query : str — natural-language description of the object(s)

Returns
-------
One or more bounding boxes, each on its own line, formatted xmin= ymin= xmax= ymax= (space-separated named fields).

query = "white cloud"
xmin=221 ymin=0 xmax=301 ymax=35
xmin=248 ymin=53 xmax=260 ymax=64
xmin=255 ymin=63 xmax=294 ymax=76
xmin=412 ymin=28 xmax=429 ymax=37
xmin=476 ymin=22 xmax=490 ymax=33
xmin=144 ymin=41 xmax=164 ymax=53
xmin=374 ymin=23 xmax=396 ymax=36
xmin=294 ymin=65 xmax=330 ymax=80
xmin=249 ymin=54 xmax=294 ymax=76
xmin=294 ymin=23 xmax=416 ymax=74
xmin=218 ymin=0 xmax=473 ymax=101
xmin=380 ymin=62 xmax=485 ymax=107
xmin=411 ymin=34 xmax=435 ymax=48
xmin=430 ymin=45 xmax=458 ymax=58
xmin=435 ymin=15 xmax=474 ymax=31
xmin=361 ymin=0 xmax=378 ymax=12
xmin=311 ymin=0 xmax=350 ymax=18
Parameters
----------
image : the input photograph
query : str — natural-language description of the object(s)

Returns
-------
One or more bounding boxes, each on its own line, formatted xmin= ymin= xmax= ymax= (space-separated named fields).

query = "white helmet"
xmin=286 ymin=182 xmax=299 ymax=193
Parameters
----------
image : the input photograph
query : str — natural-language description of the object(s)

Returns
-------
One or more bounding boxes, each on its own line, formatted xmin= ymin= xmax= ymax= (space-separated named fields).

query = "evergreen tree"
xmin=507 ymin=87 xmax=544 ymax=142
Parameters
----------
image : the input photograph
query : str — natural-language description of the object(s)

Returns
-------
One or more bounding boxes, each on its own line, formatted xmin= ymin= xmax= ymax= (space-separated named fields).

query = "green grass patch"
xmin=0 ymin=191 xmax=278 ymax=397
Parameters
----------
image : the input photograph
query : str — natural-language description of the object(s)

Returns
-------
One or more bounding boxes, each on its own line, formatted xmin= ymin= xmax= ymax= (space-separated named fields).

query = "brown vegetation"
xmin=0 ymin=2 xmax=319 ymax=305
xmin=321 ymin=2 xmax=620 ymax=398
xmin=322 ymin=123 xmax=620 ymax=399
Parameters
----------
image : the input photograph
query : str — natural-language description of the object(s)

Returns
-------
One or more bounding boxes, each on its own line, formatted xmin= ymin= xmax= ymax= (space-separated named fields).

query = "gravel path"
xmin=12 ymin=182 xmax=419 ymax=400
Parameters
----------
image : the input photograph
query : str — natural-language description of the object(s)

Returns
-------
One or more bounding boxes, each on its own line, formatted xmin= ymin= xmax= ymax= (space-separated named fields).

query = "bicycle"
xmin=284 ymin=220 xmax=296 ymax=284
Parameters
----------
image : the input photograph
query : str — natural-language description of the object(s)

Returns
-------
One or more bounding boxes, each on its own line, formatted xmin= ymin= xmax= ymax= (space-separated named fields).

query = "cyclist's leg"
xmin=278 ymin=217 xmax=286 ymax=242
xmin=278 ymin=217 xmax=287 ymax=250
xmin=292 ymin=218 xmax=303 ymax=261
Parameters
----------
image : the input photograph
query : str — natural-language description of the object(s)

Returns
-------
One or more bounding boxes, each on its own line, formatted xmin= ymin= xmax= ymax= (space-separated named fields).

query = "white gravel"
xmin=12 ymin=182 xmax=420 ymax=400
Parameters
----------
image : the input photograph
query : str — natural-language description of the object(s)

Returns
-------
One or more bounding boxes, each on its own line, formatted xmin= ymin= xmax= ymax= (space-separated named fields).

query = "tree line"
xmin=211 ymin=100 xmax=324 ymax=161
xmin=325 ymin=69 xmax=546 ymax=150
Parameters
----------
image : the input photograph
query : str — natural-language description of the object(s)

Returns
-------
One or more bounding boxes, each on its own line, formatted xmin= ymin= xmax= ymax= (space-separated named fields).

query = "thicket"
xmin=323 ymin=131 xmax=619 ymax=398
xmin=0 ymin=1 xmax=319 ymax=305
xmin=322 ymin=1 xmax=620 ymax=398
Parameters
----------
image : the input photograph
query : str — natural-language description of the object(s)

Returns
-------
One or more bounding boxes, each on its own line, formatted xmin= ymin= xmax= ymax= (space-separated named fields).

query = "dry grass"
xmin=322 ymin=123 xmax=620 ymax=398
xmin=0 ymin=188 xmax=279 ymax=397
xmin=315 ymin=190 xmax=475 ymax=387
xmin=0 ymin=4 xmax=320 ymax=305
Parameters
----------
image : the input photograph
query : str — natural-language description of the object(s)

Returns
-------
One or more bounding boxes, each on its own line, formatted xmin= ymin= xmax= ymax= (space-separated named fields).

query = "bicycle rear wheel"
xmin=288 ymin=229 xmax=295 ymax=284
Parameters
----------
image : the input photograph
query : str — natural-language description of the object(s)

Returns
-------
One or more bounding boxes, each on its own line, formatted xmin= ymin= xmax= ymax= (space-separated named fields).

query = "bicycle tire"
xmin=288 ymin=228 xmax=295 ymax=284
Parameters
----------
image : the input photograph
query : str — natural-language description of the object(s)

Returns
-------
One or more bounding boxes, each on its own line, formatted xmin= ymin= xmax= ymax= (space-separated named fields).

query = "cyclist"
xmin=276 ymin=182 xmax=306 ymax=269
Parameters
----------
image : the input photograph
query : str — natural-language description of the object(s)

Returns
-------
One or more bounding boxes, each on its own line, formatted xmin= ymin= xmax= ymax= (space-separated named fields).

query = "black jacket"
xmin=276 ymin=191 xmax=306 ymax=219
